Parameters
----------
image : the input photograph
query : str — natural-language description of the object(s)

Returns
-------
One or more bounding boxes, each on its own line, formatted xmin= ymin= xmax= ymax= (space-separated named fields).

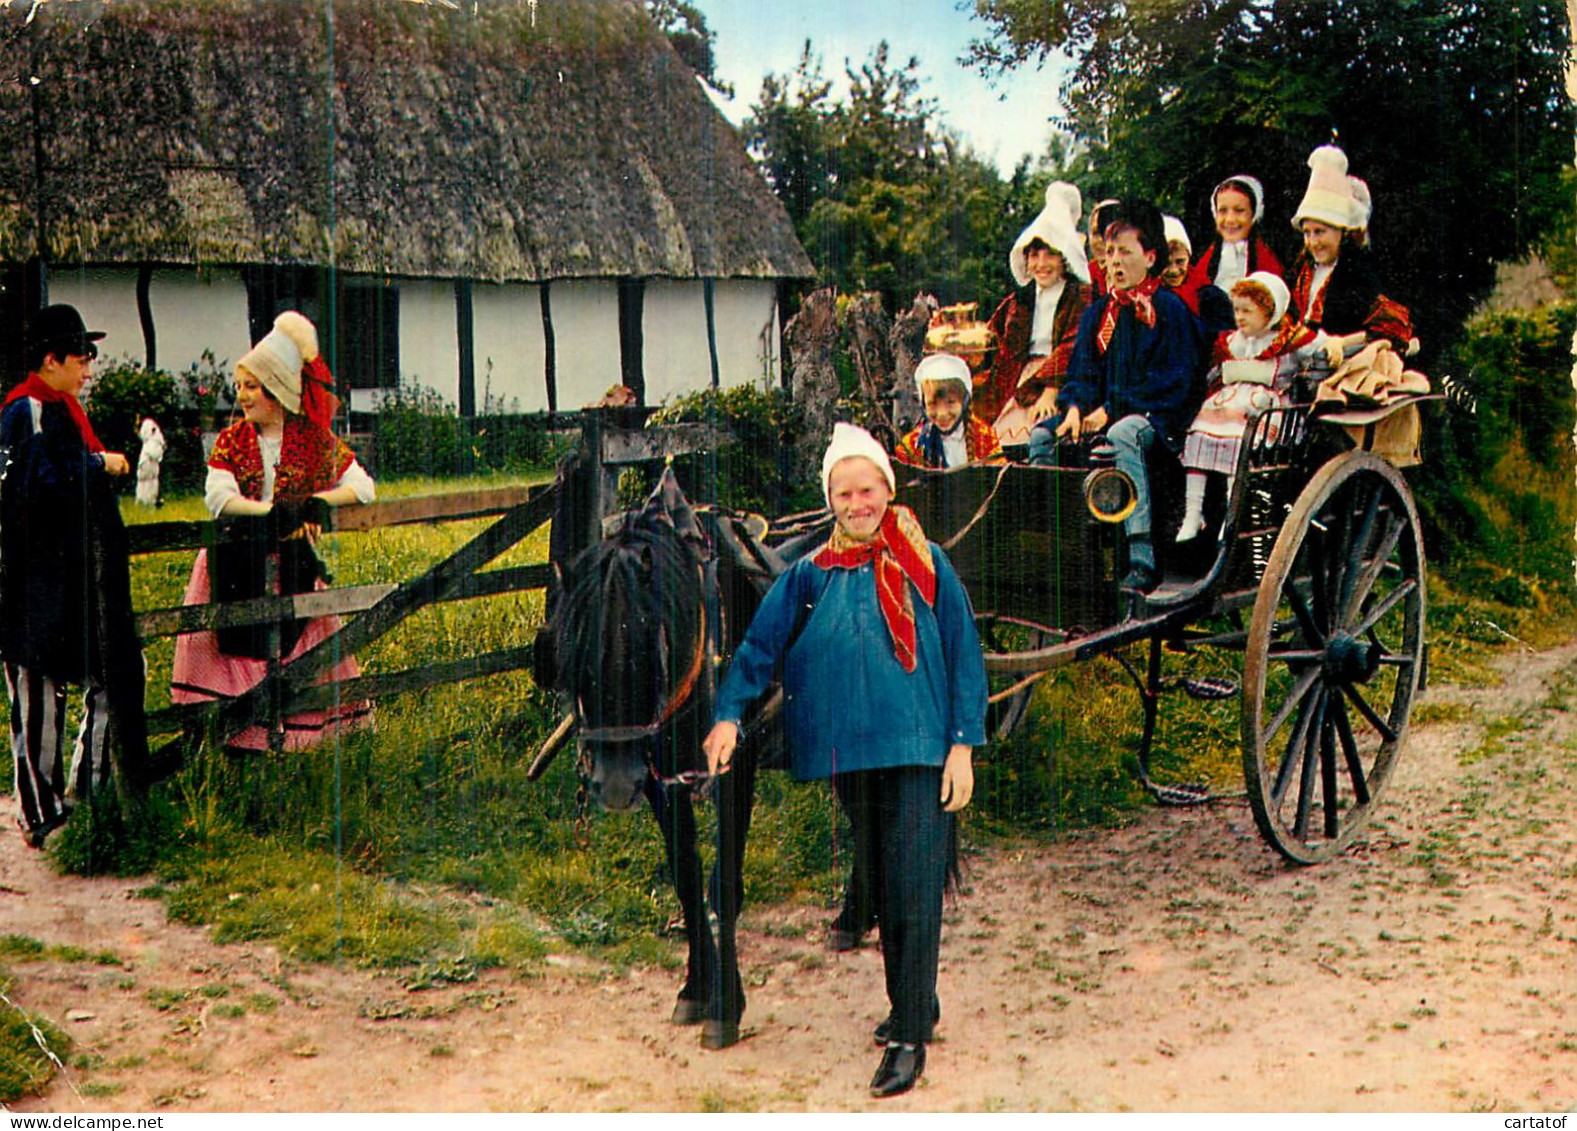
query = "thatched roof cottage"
xmin=0 ymin=0 xmax=813 ymax=413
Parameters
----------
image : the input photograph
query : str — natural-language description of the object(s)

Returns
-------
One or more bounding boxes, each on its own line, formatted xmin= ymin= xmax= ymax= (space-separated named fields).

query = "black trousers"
xmin=834 ymin=765 xmax=950 ymax=1046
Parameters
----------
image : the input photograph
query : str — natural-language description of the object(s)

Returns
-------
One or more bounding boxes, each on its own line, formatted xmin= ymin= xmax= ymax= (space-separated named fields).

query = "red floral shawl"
xmin=208 ymin=415 xmax=355 ymax=503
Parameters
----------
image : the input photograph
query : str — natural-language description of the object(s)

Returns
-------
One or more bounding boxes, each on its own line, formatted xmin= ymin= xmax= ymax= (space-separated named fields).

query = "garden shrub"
xmin=647 ymin=384 xmax=815 ymax=514
xmin=1420 ymin=300 xmax=1577 ymax=601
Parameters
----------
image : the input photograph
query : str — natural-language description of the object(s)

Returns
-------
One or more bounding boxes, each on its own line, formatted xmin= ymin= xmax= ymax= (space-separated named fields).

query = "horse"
xmin=546 ymin=464 xmax=788 ymax=1049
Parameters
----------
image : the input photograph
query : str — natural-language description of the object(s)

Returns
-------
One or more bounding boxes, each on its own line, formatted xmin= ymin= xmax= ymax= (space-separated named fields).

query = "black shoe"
xmin=826 ymin=919 xmax=873 ymax=952
xmin=869 ymin=1043 xmax=925 ymax=1098
xmin=873 ymin=998 xmax=941 ymax=1045
xmin=1120 ymin=563 xmax=1158 ymax=593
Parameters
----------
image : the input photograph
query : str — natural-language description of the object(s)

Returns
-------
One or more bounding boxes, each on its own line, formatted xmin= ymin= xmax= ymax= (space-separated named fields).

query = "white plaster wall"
xmin=549 ymin=279 xmax=623 ymax=410
xmin=45 ymin=268 xmax=144 ymax=366
xmin=642 ymin=279 xmax=779 ymax=405
xmin=396 ymin=278 xmax=459 ymax=406
xmin=148 ymin=269 xmax=252 ymax=378
xmin=472 ymin=282 xmax=549 ymax=412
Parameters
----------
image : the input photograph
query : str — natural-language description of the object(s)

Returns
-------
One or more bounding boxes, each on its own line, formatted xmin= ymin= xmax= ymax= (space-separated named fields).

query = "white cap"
xmin=1213 ymin=175 xmax=1266 ymax=225
xmin=913 ymin=352 xmax=972 ymax=403
xmin=1009 ymin=180 xmax=1090 ymax=285
xmin=821 ymin=422 xmax=896 ymax=505
xmin=1163 ymin=214 xmax=1191 ymax=254
xmin=1232 ymin=270 xmax=1292 ymax=326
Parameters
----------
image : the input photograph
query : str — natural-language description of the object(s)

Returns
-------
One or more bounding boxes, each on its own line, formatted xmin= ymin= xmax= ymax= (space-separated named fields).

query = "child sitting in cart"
xmin=894 ymin=352 xmax=1003 ymax=469
xmin=1176 ymin=271 xmax=1343 ymax=543
xmin=1028 ymin=200 xmax=1201 ymax=593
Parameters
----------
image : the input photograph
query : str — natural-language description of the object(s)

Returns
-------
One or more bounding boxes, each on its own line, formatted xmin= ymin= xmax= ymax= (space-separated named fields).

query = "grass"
xmin=1 ymin=463 xmax=1571 ymax=1101
xmin=0 ymin=967 xmax=70 ymax=1104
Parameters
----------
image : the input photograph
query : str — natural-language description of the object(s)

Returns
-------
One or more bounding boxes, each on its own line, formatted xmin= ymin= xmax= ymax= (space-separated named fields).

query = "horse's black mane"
xmin=553 ymin=504 xmax=703 ymax=729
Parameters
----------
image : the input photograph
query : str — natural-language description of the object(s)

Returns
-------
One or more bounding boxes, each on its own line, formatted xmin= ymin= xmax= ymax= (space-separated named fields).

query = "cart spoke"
xmin=1330 ymin=696 xmax=1371 ymax=806
xmin=1342 ymin=509 xmax=1407 ymax=626
xmin=1336 ymin=483 xmax=1383 ymax=620
xmin=1340 ymin=681 xmax=1397 ymax=744
xmin=1273 ymin=683 xmax=1325 ymax=808
xmin=1293 ymin=687 xmax=1327 ymax=840
xmin=1350 ymin=578 xmax=1417 ymax=639
xmin=1287 ymin=584 xmax=1325 ymax=648
xmin=1261 ymin=664 xmax=1322 ymax=751
xmin=1320 ymin=703 xmax=1340 ymax=838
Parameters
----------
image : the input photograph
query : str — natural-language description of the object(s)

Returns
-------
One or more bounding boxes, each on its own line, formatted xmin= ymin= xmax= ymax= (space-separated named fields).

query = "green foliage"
xmin=369 ymin=382 xmax=566 ymax=477
xmin=85 ymin=361 xmax=182 ymax=458
xmin=644 ymin=0 xmax=731 ymax=96
xmin=743 ymin=42 xmax=1022 ymax=311
xmin=50 ymin=788 xmax=173 ymax=878
xmin=968 ymin=0 xmax=1574 ymax=345
xmin=647 ymin=384 xmax=816 ymax=513
xmin=82 ymin=360 xmax=213 ymax=492
xmin=1420 ymin=301 xmax=1577 ymax=598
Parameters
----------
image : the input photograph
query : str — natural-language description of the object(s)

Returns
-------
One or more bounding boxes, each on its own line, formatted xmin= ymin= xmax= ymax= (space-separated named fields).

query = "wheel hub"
xmin=1324 ymin=632 xmax=1381 ymax=684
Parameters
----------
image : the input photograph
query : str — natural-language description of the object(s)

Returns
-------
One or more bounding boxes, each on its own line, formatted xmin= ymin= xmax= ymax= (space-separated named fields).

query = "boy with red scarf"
xmin=1027 ymin=201 xmax=1202 ymax=593
xmin=1 ymin=304 xmax=146 ymax=846
xmin=703 ymin=423 xmax=987 ymax=1098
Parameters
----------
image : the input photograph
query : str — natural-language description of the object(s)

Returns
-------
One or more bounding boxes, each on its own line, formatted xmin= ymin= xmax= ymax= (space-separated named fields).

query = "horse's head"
xmin=552 ymin=469 xmax=710 ymax=812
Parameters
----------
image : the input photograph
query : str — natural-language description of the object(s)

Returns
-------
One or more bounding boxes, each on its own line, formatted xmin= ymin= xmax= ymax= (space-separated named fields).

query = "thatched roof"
xmin=0 ymin=0 xmax=812 ymax=282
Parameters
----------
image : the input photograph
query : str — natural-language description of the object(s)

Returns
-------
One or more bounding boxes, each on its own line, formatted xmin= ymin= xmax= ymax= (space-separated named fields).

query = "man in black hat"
xmin=1 ymin=303 xmax=146 ymax=847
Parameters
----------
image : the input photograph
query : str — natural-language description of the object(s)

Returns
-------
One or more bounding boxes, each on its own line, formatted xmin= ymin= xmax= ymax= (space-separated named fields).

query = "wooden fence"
xmin=128 ymin=412 xmax=722 ymax=785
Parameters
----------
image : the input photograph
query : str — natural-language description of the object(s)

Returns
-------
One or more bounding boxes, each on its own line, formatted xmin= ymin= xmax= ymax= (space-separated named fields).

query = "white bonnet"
xmin=1232 ymin=270 xmax=1292 ymax=326
xmin=1009 ymin=180 xmax=1091 ymax=286
xmin=1212 ymin=175 xmax=1266 ymax=226
xmin=913 ymin=352 xmax=972 ymax=403
xmin=820 ymin=422 xmax=896 ymax=505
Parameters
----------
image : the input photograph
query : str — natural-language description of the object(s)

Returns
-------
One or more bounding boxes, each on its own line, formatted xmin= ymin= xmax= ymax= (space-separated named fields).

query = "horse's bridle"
xmin=573 ymin=553 xmax=721 ymax=789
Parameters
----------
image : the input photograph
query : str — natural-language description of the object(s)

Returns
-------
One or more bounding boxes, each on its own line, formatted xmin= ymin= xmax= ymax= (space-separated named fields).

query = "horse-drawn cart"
xmin=887 ymin=397 xmax=1431 ymax=864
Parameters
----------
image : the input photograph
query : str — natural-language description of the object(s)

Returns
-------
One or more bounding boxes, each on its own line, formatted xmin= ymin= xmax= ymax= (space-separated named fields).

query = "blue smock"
xmin=714 ymin=544 xmax=988 ymax=781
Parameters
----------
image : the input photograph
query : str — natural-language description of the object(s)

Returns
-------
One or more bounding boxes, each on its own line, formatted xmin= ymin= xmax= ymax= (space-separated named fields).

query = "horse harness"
xmin=573 ymin=556 xmax=725 ymax=792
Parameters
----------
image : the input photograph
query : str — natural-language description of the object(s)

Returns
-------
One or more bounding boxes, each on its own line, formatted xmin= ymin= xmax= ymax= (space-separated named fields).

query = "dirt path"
xmin=3 ymin=642 xmax=1574 ymax=1113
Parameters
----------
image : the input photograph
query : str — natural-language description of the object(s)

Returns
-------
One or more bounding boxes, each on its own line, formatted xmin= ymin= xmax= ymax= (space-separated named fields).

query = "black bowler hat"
xmin=27 ymin=303 xmax=106 ymax=359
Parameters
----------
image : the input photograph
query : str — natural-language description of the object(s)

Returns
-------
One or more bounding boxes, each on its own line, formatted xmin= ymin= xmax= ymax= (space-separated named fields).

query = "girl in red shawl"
xmin=170 ymin=312 xmax=375 ymax=752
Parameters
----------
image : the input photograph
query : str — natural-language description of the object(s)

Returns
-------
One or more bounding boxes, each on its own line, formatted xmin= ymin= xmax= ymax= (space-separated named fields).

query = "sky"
xmin=697 ymin=1 xmax=1072 ymax=177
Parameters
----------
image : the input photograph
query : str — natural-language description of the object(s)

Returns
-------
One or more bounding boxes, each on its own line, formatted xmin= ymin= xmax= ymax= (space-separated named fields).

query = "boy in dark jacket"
xmin=1 ymin=304 xmax=144 ymax=846
xmin=1027 ymin=200 xmax=1202 ymax=592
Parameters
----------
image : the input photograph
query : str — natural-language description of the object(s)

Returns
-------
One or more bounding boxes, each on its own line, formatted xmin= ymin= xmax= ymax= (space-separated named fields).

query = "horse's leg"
xmin=645 ymin=775 xmax=718 ymax=1027
xmin=701 ymin=749 xmax=756 ymax=1050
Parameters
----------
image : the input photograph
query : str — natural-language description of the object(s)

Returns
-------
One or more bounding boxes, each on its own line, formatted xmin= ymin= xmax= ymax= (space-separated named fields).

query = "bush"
xmin=1420 ymin=301 xmax=1577 ymax=598
xmin=369 ymin=381 xmax=566 ymax=477
xmin=647 ymin=385 xmax=814 ymax=514
xmin=83 ymin=361 xmax=212 ymax=494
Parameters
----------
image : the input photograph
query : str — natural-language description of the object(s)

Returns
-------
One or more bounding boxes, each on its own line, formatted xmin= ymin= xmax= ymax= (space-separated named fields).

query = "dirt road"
xmin=2 ymin=642 xmax=1573 ymax=1112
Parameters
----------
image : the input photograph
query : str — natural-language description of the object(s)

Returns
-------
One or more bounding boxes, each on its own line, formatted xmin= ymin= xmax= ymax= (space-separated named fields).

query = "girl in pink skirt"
xmin=171 ymin=312 xmax=375 ymax=752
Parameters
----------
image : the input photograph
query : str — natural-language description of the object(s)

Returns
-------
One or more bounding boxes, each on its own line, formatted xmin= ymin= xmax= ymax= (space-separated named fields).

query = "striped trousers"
xmin=5 ymin=663 xmax=113 ymax=842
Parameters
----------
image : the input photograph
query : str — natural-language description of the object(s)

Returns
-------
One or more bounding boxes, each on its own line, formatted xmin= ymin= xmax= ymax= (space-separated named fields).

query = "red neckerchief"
xmin=1211 ymin=318 xmax=1319 ymax=366
xmin=812 ymin=504 xmax=937 ymax=673
xmin=208 ymin=414 xmax=355 ymax=503
xmin=1096 ymin=275 xmax=1162 ymax=354
xmin=4 ymin=373 xmax=106 ymax=453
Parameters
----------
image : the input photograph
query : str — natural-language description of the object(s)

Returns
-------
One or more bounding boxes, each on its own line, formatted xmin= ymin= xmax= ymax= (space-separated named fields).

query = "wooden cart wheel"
xmin=978 ymin=615 xmax=1054 ymax=741
xmin=1242 ymin=452 xmax=1426 ymax=864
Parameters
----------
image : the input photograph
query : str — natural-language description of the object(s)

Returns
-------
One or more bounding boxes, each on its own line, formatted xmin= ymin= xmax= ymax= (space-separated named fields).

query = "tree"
xmin=645 ymin=0 xmax=732 ymax=96
xmin=744 ymin=41 xmax=1022 ymax=311
xmin=967 ymin=0 xmax=1574 ymax=350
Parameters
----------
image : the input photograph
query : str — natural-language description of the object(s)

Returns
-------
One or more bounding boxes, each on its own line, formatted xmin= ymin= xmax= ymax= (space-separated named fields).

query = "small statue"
xmin=136 ymin=416 xmax=165 ymax=507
